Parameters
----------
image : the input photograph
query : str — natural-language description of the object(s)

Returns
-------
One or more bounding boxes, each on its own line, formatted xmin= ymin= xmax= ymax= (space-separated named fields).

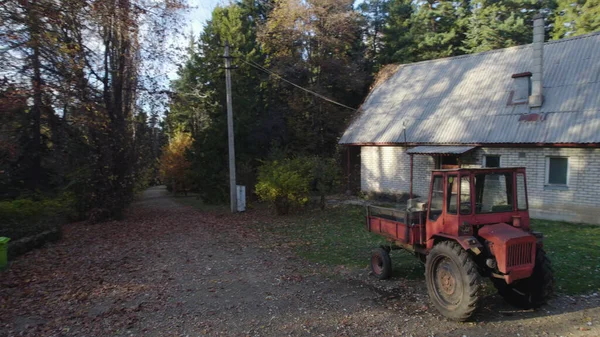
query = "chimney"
xmin=529 ymin=14 xmax=544 ymax=108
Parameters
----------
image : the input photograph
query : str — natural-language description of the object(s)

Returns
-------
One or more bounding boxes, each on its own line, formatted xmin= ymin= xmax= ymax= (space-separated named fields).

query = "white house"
xmin=340 ymin=16 xmax=600 ymax=224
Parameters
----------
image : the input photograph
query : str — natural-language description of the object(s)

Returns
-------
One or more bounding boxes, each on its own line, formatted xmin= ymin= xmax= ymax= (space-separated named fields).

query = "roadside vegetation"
xmin=0 ymin=194 xmax=76 ymax=241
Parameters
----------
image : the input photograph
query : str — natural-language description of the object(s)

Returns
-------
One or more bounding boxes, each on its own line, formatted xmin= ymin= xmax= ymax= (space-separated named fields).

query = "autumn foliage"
xmin=159 ymin=132 xmax=193 ymax=195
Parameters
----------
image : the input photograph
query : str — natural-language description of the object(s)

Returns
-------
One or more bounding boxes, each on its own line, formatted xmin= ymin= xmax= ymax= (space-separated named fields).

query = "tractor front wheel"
xmin=492 ymin=246 xmax=554 ymax=309
xmin=371 ymin=247 xmax=392 ymax=280
xmin=425 ymin=241 xmax=481 ymax=321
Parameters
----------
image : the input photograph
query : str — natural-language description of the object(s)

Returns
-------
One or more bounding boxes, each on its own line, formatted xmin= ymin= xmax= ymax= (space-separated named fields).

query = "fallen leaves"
xmin=2 ymin=188 xmax=600 ymax=337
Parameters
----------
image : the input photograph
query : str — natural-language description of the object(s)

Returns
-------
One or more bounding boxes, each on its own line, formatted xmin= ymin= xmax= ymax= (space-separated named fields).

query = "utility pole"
xmin=224 ymin=41 xmax=237 ymax=213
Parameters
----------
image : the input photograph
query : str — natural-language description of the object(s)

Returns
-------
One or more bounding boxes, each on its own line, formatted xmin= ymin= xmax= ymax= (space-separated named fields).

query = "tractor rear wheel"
xmin=425 ymin=241 xmax=481 ymax=321
xmin=371 ymin=247 xmax=392 ymax=280
xmin=492 ymin=246 xmax=554 ymax=309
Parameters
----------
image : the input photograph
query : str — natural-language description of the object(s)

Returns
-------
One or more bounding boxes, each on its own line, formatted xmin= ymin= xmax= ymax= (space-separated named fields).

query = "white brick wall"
xmin=361 ymin=146 xmax=434 ymax=197
xmin=361 ymin=146 xmax=600 ymax=224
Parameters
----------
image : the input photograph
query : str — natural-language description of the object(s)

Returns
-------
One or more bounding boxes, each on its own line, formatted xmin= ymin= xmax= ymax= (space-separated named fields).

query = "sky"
xmin=187 ymin=0 xmax=224 ymax=36
xmin=165 ymin=0 xmax=222 ymax=82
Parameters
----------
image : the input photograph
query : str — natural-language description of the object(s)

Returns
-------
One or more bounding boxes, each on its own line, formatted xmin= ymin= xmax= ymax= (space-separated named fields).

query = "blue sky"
xmin=187 ymin=0 xmax=223 ymax=38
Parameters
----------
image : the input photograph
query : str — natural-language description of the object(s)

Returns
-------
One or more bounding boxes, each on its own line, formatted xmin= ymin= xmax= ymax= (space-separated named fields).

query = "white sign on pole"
xmin=236 ymin=185 xmax=246 ymax=212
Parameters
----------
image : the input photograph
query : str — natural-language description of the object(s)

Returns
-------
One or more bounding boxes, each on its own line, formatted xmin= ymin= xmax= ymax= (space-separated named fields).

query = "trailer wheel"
xmin=492 ymin=246 xmax=554 ymax=309
xmin=425 ymin=241 xmax=481 ymax=321
xmin=371 ymin=248 xmax=392 ymax=280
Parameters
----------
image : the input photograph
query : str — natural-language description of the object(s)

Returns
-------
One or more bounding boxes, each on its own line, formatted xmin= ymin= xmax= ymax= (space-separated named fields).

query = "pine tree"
xmin=168 ymin=1 xmax=274 ymax=203
xmin=462 ymin=0 xmax=555 ymax=53
xmin=409 ymin=0 xmax=467 ymax=60
xmin=358 ymin=0 xmax=390 ymax=70
xmin=380 ymin=0 xmax=415 ymax=64
xmin=552 ymin=0 xmax=600 ymax=39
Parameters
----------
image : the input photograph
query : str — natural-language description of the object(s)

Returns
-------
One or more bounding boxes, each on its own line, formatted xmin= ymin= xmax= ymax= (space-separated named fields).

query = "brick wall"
xmin=361 ymin=146 xmax=600 ymax=224
xmin=361 ymin=146 xmax=435 ymax=198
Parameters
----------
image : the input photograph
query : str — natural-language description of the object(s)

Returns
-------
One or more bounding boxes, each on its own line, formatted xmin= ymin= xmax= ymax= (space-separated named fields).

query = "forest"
xmin=1 ymin=0 xmax=599 ymax=229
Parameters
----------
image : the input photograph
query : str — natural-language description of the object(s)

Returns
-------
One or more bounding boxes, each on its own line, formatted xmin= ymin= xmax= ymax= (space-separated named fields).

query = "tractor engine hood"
xmin=479 ymin=223 xmax=536 ymax=283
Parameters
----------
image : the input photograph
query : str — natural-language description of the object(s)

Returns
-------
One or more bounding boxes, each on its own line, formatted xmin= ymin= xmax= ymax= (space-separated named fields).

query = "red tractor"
xmin=367 ymin=167 xmax=553 ymax=321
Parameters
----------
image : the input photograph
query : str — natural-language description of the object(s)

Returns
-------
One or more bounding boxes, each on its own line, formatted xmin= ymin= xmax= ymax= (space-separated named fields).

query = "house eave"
xmin=341 ymin=142 xmax=600 ymax=148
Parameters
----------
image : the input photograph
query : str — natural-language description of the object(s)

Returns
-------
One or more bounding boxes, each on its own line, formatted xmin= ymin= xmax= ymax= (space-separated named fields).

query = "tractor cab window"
xmin=460 ymin=176 xmax=472 ymax=214
xmin=429 ymin=176 xmax=443 ymax=221
xmin=446 ymin=175 xmax=458 ymax=214
xmin=474 ymin=172 xmax=514 ymax=213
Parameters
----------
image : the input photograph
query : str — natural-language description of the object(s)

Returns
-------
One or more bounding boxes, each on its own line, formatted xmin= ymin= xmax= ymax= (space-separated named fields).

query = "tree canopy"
xmin=163 ymin=0 xmax=598 ymax=204
xmin=2 ymin=0 xmax=599 ymax=214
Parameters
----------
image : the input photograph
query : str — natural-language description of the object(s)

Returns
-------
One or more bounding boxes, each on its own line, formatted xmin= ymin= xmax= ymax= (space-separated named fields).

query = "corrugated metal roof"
xmin=340 ymin=32 xmax=600 ymax=145
xmin=406 ymin=146 xmax=476 ymax=155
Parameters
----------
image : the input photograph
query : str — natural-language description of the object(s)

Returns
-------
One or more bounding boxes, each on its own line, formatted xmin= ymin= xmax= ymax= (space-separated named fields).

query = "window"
xmin=446 ymin=176 xmax=458 ymax=214
xmin=460 ymin=176 xmax=472 ymax=215
xmin=474 ymin=172 xmax=514 ymax=213
xmin=516 ymin=173 xmax=527 ymax=210
xmin=436 ymin=155 xmax=459 ymax=169
xmin=429 ymin=176 xmax=443 ymax=221
xmin=484 ymin=155 xmax=500 ymax=168
xmin=546 ymin=157 xmax=568 ymax=185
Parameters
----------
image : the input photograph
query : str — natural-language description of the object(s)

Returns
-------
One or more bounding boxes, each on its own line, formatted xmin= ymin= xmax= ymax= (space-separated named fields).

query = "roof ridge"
xmin=544 ymin=30 xmax=600 ymax=45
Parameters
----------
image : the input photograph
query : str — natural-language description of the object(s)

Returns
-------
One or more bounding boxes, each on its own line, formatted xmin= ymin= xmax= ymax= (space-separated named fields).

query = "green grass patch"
xmin=531 ymin=219 xmax=600 ymax=294
xmin=258 ymin=205 xmax=600 ymax=294
xmin=0 ymin=195 xmax=75 ymax=240
xmin=260 ymin=205 xmax=424 ymax=279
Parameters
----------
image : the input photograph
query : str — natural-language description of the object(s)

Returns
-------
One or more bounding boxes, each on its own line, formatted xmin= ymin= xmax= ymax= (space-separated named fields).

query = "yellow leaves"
xmin=159 ymin=131 xmax=192 ymax=187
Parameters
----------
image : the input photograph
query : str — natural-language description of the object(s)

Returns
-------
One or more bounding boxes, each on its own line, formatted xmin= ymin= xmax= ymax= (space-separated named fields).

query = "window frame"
xmin=459 ymin=175 xmax=472 ymax=215
xmin=545 ymin=156 xmax=569 ymax=186
xmin=483 ymin=155 xmax=501 ymax=168
xmin=446 ymin=175 xmax=458 ymax=215
xmin=516 ymin=172 xmax=528 ymax=211
xmin=509 ymin=76 xmax=531 ymax=105
xmin=428 ymin=175 xmax=445 ymax=221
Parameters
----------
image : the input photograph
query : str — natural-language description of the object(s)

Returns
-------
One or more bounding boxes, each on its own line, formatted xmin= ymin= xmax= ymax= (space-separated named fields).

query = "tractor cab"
xmin=424 ymin=167 xmax=531 ymax=247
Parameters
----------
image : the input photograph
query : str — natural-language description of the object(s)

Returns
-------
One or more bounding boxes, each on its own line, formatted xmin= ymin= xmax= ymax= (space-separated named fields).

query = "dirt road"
xmin=1 ymin=186 xmax=598 ymax=336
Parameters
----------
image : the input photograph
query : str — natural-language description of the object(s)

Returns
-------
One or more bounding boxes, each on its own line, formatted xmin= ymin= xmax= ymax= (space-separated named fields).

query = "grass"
xmin=261 ymin=205 xmax=600 ymax=295
xmin=177 ymin=195 xmax=600 ymax=295
xmin=531 ymin=219 xmax=600 ymax=294
xmin=260 ymin=205 xmax=425 ymax=280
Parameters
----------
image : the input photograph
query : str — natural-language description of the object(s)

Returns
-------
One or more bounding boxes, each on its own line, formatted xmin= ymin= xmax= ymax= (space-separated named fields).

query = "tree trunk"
xmin=28 ymin=0 xmax=43 ymax=191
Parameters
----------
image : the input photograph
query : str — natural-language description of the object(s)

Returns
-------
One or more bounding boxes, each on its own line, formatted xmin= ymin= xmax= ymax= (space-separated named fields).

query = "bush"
xmin=0 ymin=194 xmax=76 ymax=240
xmin=255 ymin=156 xmax=341 ymax=214
xmin=255 ymin=158 xmax=312 ymax=215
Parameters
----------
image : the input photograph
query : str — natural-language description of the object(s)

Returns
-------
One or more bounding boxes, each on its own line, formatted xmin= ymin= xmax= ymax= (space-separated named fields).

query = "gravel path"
xmin=1 ymin=186 xmax=599 ymax=337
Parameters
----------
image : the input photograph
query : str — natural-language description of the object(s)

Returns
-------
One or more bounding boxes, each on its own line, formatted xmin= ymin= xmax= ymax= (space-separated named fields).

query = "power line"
xmin=237 ymin=58 xmax=358 ymax=112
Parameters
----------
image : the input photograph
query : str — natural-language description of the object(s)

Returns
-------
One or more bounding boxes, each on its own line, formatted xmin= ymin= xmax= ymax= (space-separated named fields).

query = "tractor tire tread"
xmin=371 ymin=247 xmax=392 ymax=280
xmin=426 ymin=241 xmax=481 ymax=321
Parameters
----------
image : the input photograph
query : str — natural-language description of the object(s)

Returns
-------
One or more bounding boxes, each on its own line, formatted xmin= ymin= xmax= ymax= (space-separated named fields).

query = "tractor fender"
xmin=430 ymin=234 xmax=483 ymax=255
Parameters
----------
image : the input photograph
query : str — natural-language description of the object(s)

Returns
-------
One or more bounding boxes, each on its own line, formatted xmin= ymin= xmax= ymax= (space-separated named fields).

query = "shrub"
xmin=255 ymin=158 xmax=312 ymax=215
xmin=0 ymin=193 xmax=76 ymax=240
